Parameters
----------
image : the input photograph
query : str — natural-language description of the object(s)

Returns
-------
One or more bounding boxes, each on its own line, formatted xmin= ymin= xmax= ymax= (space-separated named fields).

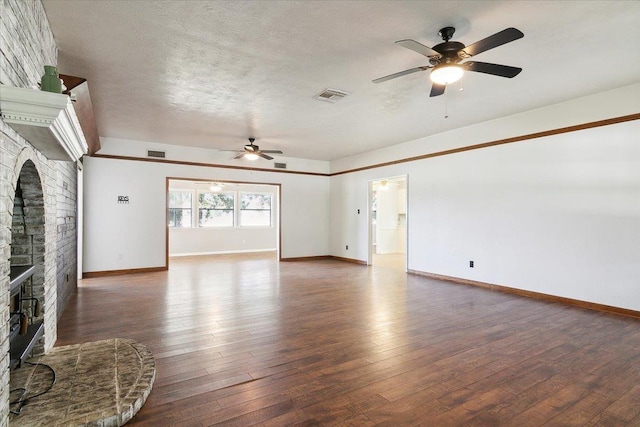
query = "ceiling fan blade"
xmin=395 ymin=39 xmax=441 ymax=58
xmin=429 ymin=83 xmax=446 ymax=97
xmin=258 ymin=152 xmax=274 ymax=160
xmin=462 ymin=28 xmax=524 ymax=57
xmin=245 ymin=145 xmax=257 ymax=152
xmin=372 ymin=66 xmax=430 ymax=83
xmin=465 ymin=61 xmax=522 ymax=78
xmin=261 ymin=150 xmax=283 ymax=154
xmin=234 ymin=153 xmax=246 ymax=159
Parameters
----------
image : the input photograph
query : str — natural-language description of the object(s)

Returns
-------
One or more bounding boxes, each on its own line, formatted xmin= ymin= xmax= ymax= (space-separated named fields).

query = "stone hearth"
xmin=1 ymin=1 xmax=108 ymax=424
xmin=9 ymin=338 xmax=155 ymax=426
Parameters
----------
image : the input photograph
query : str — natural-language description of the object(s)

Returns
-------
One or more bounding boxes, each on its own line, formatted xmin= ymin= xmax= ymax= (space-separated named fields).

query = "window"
xmin=168 ymin=191 xmax=192 ymax=227
xmin=199 ymin=192 xmax=235 ymax=227
xmin=168 ymin=186 xmax=276 ymax=229
xmin=240 ymin=193 xmax=272 ymax=226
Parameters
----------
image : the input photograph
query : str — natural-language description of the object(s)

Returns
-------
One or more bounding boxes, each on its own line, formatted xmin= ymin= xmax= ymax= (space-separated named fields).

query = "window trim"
xmin=168 ymin=188 xmax=276 ymax=230
xmin=197 ymin=190 xmax=236 ymax=228
xmin=168 ymin=190 xmax=194 ymax=228
xmin=239 ymin=191 xmax=273 ymax=228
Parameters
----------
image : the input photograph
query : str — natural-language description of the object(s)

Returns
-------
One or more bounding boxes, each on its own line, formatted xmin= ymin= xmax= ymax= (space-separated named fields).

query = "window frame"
xmin=168 ymin=190 xmax=194 ymax=228
xmin=239 ymin=192 xmax=273 ymax=227
xmin=197 ymin=190 xmax=236 ymax=228
xmin=168 ymin=187 xmax=277 ymax=230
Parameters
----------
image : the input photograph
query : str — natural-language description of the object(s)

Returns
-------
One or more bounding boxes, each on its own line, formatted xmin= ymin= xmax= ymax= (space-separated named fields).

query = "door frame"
xmin=368 ymin=174 xmax=408 ymax=270
xmin=77 ymin=161 xmax=83 ymax=279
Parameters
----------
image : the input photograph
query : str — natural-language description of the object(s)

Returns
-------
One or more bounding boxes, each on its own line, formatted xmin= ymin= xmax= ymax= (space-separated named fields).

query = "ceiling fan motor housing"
xmin=245 ymin=137 xmax=258 ymax=151
xmin=432 ymin=41 xmax=466 ymax=64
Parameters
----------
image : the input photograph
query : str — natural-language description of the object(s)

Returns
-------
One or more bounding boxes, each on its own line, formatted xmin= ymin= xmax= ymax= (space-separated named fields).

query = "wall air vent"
xmin=147 ymin=150 xmax=166 ymax=158
xmin=274 ymin=162 xmax=287 ymax=169
xmin=314 ymin=88 xmax=350 ymax=103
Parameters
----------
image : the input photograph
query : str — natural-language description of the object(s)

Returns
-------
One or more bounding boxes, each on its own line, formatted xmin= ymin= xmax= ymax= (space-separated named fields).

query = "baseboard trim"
xmin=170 ymin=249 xmax=277 ymax=257
xmin=328 ymin=256 xmax=367 ymax=265
xmin=83 ymin=266 xmax=168 ymax=278
xmin=280 ymin=255 xmax=332 ymax=262
xmin=408 ymin=270 xmax=640 ymax=319
xmin=280 ymin=255 xmax=367 ymax=265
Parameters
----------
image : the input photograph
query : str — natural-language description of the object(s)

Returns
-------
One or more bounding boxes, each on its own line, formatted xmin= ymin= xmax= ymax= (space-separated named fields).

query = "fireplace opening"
xmin=7 ymin=161 xmax=57 ymax=416
xmin=9 ymin=265 xmax=41 ymax=369
xmin=8 ymin=163 xmax=46 ymax=369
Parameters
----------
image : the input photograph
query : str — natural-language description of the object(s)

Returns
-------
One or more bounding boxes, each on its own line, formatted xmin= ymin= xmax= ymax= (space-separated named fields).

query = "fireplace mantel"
xmin=0 ymin=84 xmax=88 ymax=162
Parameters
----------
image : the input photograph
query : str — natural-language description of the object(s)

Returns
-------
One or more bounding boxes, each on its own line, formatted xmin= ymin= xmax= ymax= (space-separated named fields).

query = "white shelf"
xmin=0 ymin=85 xmax=88 ymax=161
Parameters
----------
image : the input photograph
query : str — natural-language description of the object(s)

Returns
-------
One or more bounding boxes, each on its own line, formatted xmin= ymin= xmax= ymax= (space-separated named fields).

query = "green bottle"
xmin=40 ymin=65 xmax=62 ymax=93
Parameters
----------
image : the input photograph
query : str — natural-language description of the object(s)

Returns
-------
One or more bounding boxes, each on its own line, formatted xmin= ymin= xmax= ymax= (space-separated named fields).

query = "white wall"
xmin=83 ymin=151 xmax=330 ymax=272
xmin=168 ymin=180 xmax=278 ymax=256
xmin=170 ymin=228 xmax=276 ymax=256
xmin=331 ymin=84 xmax=640 ymax=174
xmin=329 ymin=84 xmax=640 ymax=311
xmin=99 ymin=137 xmax=330 ymax=175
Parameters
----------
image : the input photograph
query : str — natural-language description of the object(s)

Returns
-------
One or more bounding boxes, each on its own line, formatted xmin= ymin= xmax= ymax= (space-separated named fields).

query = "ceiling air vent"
xmin=274 ymin=162 xmax=287 ymax=169
xmin=147 ymin=150 xmax=165 ymax=158
xmin=314 ymin=88 xmax=350 ymax=103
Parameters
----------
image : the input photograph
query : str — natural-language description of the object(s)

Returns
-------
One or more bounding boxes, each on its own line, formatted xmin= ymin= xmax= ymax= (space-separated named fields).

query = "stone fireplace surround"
xmin=2 ymin=3 xmax=155 ymax=425
xmin=1 ymin=146 xmax=59 ymax=423
xmin=9 ymin=160 xmax=47 ymax=367
xmin=1 ymin=122 xmax=155 ymax=426
xmin=0 ymin=1 xmax=79 ymax=424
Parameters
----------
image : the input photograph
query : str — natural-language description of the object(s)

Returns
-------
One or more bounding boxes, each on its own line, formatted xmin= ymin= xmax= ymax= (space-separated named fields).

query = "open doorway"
xmin=369 ymin=176 xmax=407 ymax=271
xmin=166 ymin=178 xmax=280 ymax=263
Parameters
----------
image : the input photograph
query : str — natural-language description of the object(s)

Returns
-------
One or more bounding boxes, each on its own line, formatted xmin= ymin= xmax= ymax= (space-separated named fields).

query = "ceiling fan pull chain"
xmin=444 ymin=88 xmax=449 ymax=119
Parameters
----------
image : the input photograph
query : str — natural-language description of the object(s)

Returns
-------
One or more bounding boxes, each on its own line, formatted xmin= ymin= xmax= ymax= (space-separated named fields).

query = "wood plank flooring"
xmin=56 ymin=253 xmax=640 ymax=426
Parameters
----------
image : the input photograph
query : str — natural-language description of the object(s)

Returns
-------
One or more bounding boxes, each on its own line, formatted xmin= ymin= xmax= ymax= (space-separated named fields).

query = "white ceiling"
xmin=42 ymin=1 xmax=640 ymax=161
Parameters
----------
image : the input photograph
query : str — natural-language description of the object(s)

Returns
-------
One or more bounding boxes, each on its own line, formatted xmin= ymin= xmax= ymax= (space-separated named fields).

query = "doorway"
xmin=166 ymin=178 xmax=280 ymax=262
xmin=369 ymin=176 xmax=407 ymax=271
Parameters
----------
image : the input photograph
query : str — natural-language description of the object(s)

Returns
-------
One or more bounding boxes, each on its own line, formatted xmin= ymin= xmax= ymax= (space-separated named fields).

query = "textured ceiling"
xmin=42 ymin=1 xmax=640 ymax=161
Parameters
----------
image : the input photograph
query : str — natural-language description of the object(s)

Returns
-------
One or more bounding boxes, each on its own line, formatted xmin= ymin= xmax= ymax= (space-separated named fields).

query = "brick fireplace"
xmin=9 ymin=161 xmax=48 ymax=369
xmin=1 ymin=149 xmax=59 ymax=420
xmin=0 ymin=1 xmax=81 ymax=424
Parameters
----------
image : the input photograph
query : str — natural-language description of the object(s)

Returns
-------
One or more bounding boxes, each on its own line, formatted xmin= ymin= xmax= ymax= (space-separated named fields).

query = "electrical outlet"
xmin=469 ymin=260 xmax=474 ymax=268
xmin=346 ymin=245 xmax=349 ymax=250
xmin=357 ymin=209 xmax=360 ymax=214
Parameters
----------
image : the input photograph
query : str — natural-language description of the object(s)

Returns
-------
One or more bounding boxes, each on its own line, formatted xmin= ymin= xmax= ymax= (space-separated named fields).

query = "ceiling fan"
xmin=373 ymin=27 xmax=524 ymax=97
xmin=226 ymin=138 xmax=283 ymax=161
xmin=209 ymin=182 xmax=225 ymax=192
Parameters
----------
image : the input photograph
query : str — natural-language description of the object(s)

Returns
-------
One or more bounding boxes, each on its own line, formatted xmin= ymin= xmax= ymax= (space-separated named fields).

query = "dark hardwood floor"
xmin=56 ymin=253 xmax=640 ymax=426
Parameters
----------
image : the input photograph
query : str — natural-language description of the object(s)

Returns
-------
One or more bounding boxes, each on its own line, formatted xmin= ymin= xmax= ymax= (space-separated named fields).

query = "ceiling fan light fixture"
xmin=244 ymin=152 xmax=259 ymax=161
xmin=430 ymin=65 xmax=464 ymax=85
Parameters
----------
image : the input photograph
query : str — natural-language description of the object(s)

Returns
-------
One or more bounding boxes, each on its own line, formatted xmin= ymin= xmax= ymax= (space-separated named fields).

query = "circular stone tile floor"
xmin=9 ymin=338 xmax=155 ymax=426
